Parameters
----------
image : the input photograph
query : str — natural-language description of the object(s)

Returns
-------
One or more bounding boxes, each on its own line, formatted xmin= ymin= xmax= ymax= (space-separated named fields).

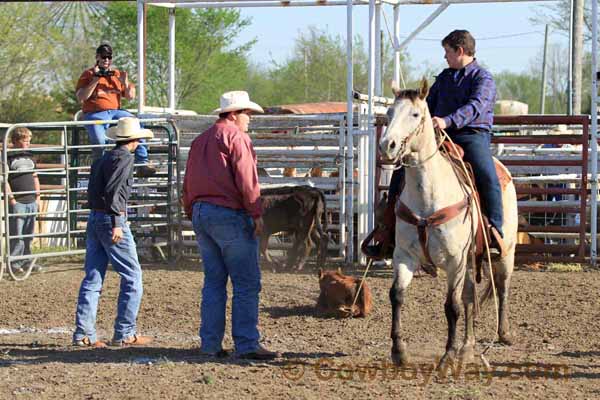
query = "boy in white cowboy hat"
xmin=73 ymin=117 xmax=154 ymax=348
xmin=183 ymin=91 xmax=280 ymax=360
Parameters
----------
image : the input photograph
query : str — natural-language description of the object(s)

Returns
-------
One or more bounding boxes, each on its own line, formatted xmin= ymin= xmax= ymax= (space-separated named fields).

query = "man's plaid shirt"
xmin=426 ymin=59 xmax=496 ymax=136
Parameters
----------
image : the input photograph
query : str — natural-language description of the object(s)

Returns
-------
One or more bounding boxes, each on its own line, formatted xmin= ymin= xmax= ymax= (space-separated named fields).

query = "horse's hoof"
xmin=499 ymin=332 xmax=514 ymax=346
xmin=391 ymin=342 xmax=408 ymax=366
xmin=436 ymin=352 xmax=457 ymax=371
xmin=391 ymin=350 xmax=409 ymax=366
xmin=459 ymin=346 xmax=475 ymax=364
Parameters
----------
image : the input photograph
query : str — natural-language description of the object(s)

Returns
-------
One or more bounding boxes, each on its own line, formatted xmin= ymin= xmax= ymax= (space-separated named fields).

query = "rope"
xmin=344 ymin=257 xmax=374 ymax=318
xmin=437 ymin=127 xmax=500 ymax=357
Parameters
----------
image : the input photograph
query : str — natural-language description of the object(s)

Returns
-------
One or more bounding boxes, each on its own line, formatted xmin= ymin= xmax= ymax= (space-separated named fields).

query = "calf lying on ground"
xmin=316 ymin=268 xmax=372 ymax=318
xmin=260 ymin=185 xmax=329 ymax=270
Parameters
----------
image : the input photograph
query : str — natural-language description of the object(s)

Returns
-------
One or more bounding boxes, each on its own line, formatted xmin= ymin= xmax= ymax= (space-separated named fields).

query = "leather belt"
xmin=92 ymin=209 xmax=126 ymax=216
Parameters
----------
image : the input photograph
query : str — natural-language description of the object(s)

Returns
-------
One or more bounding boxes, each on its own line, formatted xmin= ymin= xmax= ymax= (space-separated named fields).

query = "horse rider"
xmin=364 ymin=29 xmax=506 ymax=261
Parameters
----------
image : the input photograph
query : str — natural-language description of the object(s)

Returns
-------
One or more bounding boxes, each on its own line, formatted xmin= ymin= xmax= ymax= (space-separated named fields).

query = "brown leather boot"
xmin=489 ymin=227 xmax=508 ymax=258
xmin=111 ymin=334 xmax=154 ymax=347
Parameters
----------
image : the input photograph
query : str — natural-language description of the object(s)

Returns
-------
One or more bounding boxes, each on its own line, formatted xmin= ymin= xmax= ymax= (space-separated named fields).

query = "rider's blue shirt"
xmin=426 ymin=59 xmax=496 ymax=136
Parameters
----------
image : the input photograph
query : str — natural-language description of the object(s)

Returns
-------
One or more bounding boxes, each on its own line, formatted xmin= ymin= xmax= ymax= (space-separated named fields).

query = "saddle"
xmin=439 ymin=141 xmax=512 ymax=280
xmin=361 ymin=140 xmax=512 ymax=280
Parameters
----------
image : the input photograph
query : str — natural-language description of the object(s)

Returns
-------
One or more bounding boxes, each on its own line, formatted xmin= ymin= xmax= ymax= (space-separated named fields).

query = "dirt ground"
xmin=1 ymin=261 xmax=600 ymax=400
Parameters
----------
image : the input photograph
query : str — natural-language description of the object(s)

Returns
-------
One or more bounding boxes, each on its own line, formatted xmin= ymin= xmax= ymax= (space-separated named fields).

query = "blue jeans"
xmin=9 ymin=201 xmax=37 ymax=268
xmin=192 ymin=202 xmax=261 ymax=355
xmin=84 ymin=109 xmax=148 ymax=164
xmin=74 ymin=211 xmax=143 ymax=343
xmin=452 ymin=130 xmax=504 ymax=236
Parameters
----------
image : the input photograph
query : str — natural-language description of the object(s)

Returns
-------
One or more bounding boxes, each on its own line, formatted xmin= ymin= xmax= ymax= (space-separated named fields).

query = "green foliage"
xmin=246 ymin=26 xmax=411 ymax=108
xmin=102 ymin=4 xmax=254 ymax=112
xmin=0 ymin=3 xmax=64 ymax=122
xmin=495 ymin=71 xmax=542 ymax=113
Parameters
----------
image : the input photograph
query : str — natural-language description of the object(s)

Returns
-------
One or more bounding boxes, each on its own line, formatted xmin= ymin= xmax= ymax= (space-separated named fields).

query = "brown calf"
xmin=260 ymin=185 xmax=329 ymax=270
xmin=316 ymin=268 xmax=372 ymax=318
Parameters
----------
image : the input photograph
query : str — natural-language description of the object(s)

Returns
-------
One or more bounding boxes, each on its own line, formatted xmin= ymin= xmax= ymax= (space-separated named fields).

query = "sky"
xmin=234 ymin=2 xmax=569 ymax=78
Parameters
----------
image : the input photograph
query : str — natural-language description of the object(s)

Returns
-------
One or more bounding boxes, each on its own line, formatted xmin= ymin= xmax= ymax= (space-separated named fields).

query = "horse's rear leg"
xmin=496 ymin=252 xmax=515 ymax=345
xmin=459 ymin=275 xmax=476 ymax=363
xmin=389 ymin=258 xmax=418 ymax=366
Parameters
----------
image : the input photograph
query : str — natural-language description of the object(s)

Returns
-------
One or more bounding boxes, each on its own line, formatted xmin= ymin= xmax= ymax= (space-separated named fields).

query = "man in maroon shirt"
xmin=183 ymin=91 xmax=279 ymax=360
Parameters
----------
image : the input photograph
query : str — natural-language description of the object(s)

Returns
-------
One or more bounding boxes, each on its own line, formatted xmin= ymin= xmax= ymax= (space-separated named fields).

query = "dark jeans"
xmin=74 ymin=211 xmax=143 ymax=343
xmin=9 ymin=201 xmax=37 ymax=268
xmin=388 ymin=130 xmax=503 ymax=236
xmin=84 ymin=110 xmax=148 ymax=164
xmin=192 ymin=202 xmax=262 ymax=355
xmin=451 ymin=131 xmax=504 ymax=236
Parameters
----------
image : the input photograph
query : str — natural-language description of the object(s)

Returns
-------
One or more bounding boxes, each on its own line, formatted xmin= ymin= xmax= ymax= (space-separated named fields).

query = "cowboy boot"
xmin=489 ymin=226 xmax=508 ymax=258
xmin=362 ymin=195 xmax=398 ymax=259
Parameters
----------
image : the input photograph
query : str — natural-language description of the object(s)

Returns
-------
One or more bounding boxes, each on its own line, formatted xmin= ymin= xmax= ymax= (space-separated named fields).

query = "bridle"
xmin=387 ymin=108 xmax=442 ymax=170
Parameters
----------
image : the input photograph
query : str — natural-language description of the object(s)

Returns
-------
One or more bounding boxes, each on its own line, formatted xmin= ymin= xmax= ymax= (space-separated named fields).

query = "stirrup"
xmin=489 ymin=227 xmax=507 ymax=258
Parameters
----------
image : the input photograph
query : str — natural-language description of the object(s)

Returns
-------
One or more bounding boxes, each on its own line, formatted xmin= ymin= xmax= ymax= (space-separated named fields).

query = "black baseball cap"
xmin=96 ymin=44 xmax=113 ymax=55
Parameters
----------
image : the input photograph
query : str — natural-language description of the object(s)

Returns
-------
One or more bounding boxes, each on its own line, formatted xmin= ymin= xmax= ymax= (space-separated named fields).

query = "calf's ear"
xmin=318 ymin=268 xmax=324 ymax=279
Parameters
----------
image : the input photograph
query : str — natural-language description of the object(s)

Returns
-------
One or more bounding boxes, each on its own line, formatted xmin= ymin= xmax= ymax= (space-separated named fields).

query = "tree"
xmin=0 ymin=3 xmax=70 ymax=122
xmin=102 ymin=4 xmax=255 ymax=112
xmin=531 ymin=0 xmax=599 ymax=41
xmin=530 ymin=0 xmax=597 ymax=113
xmin=246 ymin=26 xmax=410 ymax=108
xmin=495 ymin=71 xmax=542 ymax=113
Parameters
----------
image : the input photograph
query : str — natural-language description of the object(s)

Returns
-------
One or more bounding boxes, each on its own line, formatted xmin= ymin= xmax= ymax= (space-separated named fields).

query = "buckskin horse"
xmin=378 ymin=80 xmax=518 ymax=367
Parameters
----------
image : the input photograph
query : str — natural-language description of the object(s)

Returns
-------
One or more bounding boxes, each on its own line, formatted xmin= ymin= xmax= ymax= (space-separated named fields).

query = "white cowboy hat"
xmin=212 ymin=90 xmax=264 ymax=114
xmin=107 ymin=117 xmax=154 ymax=142
xmin=549 ymin=124 xmax=573 ymax=135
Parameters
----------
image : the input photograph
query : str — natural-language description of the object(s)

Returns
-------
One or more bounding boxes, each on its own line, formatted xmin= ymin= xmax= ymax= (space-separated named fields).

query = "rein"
xmin=392 ymin=115 xmax=443 ymax=170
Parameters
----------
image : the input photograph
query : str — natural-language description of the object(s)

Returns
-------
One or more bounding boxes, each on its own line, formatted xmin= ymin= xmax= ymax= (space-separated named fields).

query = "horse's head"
xmin=379 ymin=79 xmax=430 ymax=163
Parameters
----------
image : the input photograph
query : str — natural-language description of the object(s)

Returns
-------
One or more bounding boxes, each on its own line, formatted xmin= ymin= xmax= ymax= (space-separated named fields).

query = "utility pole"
xmin=572 ymin=0 xmax=584 ymax=114
xmin=567 ymin=0 xmax=574 ymax=114
xmin=540 ymin=25 xmax=549 ymax=114
xmin=380 ymin=29 xmax=384 ymax=95
xmin=304 ymin=48 xmax=308 ymax=102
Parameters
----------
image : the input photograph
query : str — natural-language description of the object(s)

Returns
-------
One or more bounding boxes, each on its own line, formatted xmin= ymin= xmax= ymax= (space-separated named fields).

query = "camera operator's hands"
xmin=120 ymin=71 xmax=136 ymax=100
xmin=92 ymin=64 xmax=101 ymax=78
xmin=119 ymin=70 xmax=128 ymax=87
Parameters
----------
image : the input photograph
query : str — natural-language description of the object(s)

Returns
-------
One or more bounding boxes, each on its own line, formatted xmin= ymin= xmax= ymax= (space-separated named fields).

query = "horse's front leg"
xmin=389 ymin=251 xmax=419 ymax=366
xmin=438 ymin=267 xmax=466 ymax=369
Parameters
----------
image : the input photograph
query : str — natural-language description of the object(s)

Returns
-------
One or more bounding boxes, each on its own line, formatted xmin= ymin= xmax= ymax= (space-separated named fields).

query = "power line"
xmin=401 ymin=31 xmax=544 ymax=42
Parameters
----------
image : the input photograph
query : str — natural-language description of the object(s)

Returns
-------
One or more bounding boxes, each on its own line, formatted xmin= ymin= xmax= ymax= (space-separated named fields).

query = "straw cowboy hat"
xmin=107 ymin=117 xmax=154 ymax=142
xmin=549 ymin=124 xmax=573 ymax=135
xmin=212 ymin=90 xmax=264 ymax=114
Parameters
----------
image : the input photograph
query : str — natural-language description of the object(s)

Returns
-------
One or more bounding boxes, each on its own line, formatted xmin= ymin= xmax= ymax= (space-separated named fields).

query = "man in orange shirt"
xmin=76 ymin=44 xmax=155 ymax=177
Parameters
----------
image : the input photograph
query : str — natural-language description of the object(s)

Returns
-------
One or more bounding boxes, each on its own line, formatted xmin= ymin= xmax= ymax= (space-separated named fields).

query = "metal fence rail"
xmin=0 ymin=118 xmax=179 ymax=280
xmin=175 ymin=113 xmax=349 ymax=264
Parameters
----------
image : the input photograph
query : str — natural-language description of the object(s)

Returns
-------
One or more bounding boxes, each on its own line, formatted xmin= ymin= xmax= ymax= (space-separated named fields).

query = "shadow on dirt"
xmin=262 ymin=304 xmax=357 ymax=320
xmin=0 ymin=345 xmax=346 ymax=367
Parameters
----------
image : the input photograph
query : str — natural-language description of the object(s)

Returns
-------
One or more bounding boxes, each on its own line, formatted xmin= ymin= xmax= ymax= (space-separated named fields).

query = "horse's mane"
xmin=394 ymin=89 xmax=421 ymax=102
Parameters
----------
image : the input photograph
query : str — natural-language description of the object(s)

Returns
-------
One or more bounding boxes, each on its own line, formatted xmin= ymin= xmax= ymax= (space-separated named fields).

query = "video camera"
xmin=95 ymin=67 xmax=115 ymax=78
